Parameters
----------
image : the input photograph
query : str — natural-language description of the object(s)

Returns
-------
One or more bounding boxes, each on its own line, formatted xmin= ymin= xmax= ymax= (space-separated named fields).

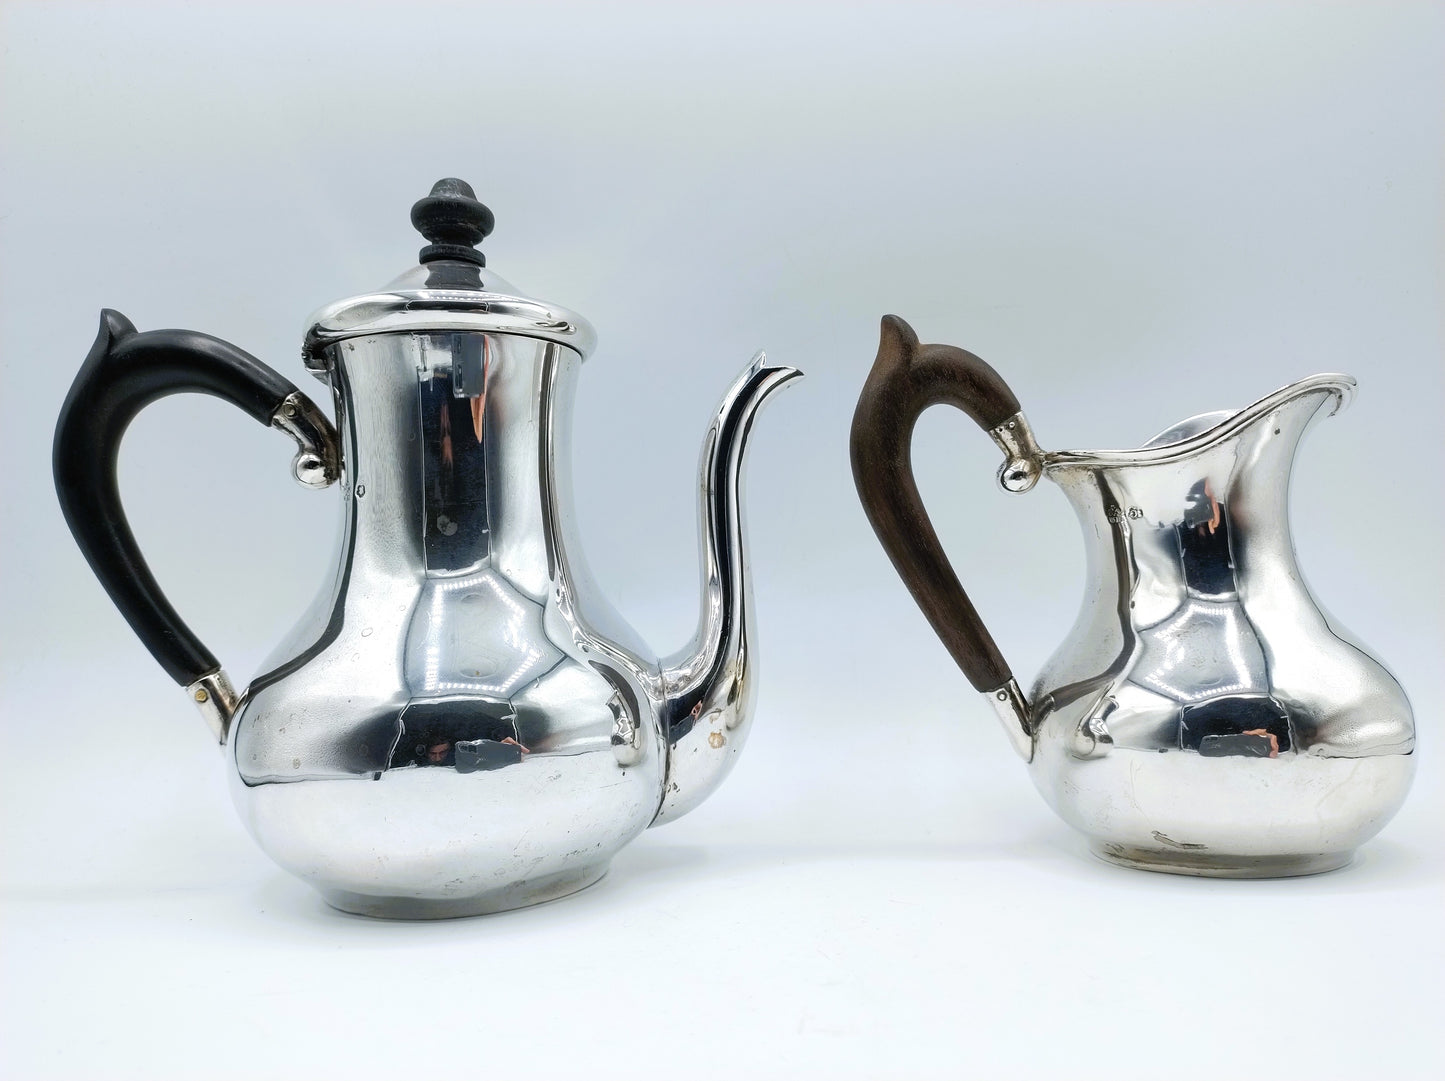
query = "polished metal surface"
xmin=995 ymin=375 xmax=1415 ymax=876
xmin=987 ymin=412 xmax=1044 ymax=494
xmin=984 ymin=678 xmax=1033 ymax=762
xmin=303 ymin=262 xmax=597 ymax=365
xmin=61 ymin=179 xmax=800 ymax=918
xmin=271 ymin=390 xmax=342 ymax=489
xmin=230 ymin=327 xmax=800 ymax=916
xmin=656 ymin=354 xmax=804 ymax=822
xmin=188 ymin=670 xmax=240 ymax=744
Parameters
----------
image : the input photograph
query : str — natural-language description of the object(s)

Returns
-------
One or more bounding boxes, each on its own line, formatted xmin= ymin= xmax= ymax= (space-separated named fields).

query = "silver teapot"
xmin=54 ymin=179 xmax=801 ymax=917
xmin=851 ymin=315 xmax=1415 ymax=877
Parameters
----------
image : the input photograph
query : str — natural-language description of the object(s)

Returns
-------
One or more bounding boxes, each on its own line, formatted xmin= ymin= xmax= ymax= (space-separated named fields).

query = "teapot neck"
xmin=326 ymin=332 xmax=583 ymax=596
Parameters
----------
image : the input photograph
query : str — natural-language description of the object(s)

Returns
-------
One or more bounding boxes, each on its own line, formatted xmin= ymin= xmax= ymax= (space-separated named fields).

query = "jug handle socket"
xmin=849 ymin=315 xmax=1040 ymax=761
xmin=53 ymin=310 xmax=340 ymax=743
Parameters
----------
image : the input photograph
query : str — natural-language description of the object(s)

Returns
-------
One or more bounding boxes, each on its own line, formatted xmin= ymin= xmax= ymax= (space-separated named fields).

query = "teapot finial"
xmin=410 ymin=178 xmax=494 ymax=267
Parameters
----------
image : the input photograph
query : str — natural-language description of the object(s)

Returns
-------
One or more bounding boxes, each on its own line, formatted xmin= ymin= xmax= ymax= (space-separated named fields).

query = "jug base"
xmin=1090 ymin=842 xmax=1353 ymax=879
xmin=318 ymin=862 xmax=610 ymax=920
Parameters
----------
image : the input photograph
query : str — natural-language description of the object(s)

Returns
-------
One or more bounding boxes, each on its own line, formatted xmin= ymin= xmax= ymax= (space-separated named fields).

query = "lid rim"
xmin=306 ymin=179 xmax=594 ymax=364
xmin=304 ymin=270 xmax=597 ymax=362
xmin=303 ymin=295 xmax=596 ymax=363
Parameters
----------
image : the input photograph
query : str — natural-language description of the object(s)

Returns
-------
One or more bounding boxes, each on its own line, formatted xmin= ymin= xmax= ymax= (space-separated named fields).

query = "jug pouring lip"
xmin=1042 ymin=373 xmax=1355 ymax=472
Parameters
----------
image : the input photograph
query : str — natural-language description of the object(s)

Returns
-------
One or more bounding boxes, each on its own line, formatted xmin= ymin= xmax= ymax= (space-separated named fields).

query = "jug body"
xmin=850 ymin=316 xmax=1416 ymax=877
xmin=229 ymin=330 xmax=666 ymax=917
xmin=1027 ymin=378 xmax=1415 ymax=875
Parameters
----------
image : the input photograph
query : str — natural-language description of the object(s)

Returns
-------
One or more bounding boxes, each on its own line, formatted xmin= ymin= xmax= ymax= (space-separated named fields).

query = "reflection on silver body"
xmin=187 ymin=189 xmax=801 ymax=918
xmin=270 ymin=390 xmax=342 ymax=490
xmin=230 ymin=327 xmax=797 ymax=916
xmin=988 ymin=376 xmax=1415 ymax=876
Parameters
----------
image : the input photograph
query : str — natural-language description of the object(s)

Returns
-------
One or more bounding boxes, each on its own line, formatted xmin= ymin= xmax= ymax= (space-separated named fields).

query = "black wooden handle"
xmin=849 ymin=314 xmax=1023 ymax=692
xmin=53 ymin=309 xmax=326 ymax=686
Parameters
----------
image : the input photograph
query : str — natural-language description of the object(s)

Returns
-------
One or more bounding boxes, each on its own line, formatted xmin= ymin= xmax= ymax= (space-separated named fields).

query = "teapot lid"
xmin=303 ymin=178 xmax=597 ymax=364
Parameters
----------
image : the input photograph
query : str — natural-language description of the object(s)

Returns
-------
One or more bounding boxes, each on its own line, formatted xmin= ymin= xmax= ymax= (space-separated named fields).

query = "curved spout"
xmin=651 ymin=353 xmax=803 ymax=825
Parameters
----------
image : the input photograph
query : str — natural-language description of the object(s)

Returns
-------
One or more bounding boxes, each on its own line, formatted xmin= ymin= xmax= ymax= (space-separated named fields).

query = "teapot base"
xmin=1090 ymin=842 xmax=1352 ymax=879
xmin=318 ymin=862 xmax=610 ymax=920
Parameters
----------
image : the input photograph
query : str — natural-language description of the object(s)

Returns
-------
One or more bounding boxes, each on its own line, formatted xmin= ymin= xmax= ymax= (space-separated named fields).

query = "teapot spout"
xmin=652 ymin=353 xmax=802 ymax=825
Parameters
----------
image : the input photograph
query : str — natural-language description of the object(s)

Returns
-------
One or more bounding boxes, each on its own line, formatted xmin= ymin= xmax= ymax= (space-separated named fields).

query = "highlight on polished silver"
xmin=270 ymin=390 xmax=342 ymax=489
xmin=187 ymin=670 xmax=240 ymax=744
xmin=851 ymin=316 xmax=1415 ymax=879
xmin=53 ymin=178 xmax=801 ymax=918
xmin=1012 ymin=376 xmax=1414 ymax=876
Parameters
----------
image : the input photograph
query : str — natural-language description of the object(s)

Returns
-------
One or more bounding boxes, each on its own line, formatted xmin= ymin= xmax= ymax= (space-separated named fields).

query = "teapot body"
xmin=229 ymin=331 xmax=666 ymax=917
xmin=54 ymin=179 xmax=801 ymax=916
xmin=1025 ymin=379 xmax=1415 ymax=874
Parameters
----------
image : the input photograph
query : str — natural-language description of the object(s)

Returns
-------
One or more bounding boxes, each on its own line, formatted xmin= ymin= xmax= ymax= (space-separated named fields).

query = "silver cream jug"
xmin=54 ymin=179 xmax=801 ymax=916
xmin=851 ymin=315 xmax=1415 ymax=877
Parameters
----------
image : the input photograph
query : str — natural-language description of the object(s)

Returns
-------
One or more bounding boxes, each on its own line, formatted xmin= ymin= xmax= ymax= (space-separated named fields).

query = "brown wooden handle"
xmin=849 ymin=314 xmax=1025 ymax=692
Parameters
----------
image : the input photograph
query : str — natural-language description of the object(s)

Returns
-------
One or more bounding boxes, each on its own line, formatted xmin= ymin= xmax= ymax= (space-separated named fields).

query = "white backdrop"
xmin=2 ymin=3 xmax=1441 ymax=1078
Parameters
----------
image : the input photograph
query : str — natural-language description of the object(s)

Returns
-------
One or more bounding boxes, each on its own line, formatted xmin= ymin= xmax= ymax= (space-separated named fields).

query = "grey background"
xmin=2 ymin=3 xmax=1441 ymax=1078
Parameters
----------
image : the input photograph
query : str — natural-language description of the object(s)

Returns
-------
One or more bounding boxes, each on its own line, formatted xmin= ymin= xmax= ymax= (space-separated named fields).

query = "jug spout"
xmin=653 ymin=353 xmax=802 ymax=825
